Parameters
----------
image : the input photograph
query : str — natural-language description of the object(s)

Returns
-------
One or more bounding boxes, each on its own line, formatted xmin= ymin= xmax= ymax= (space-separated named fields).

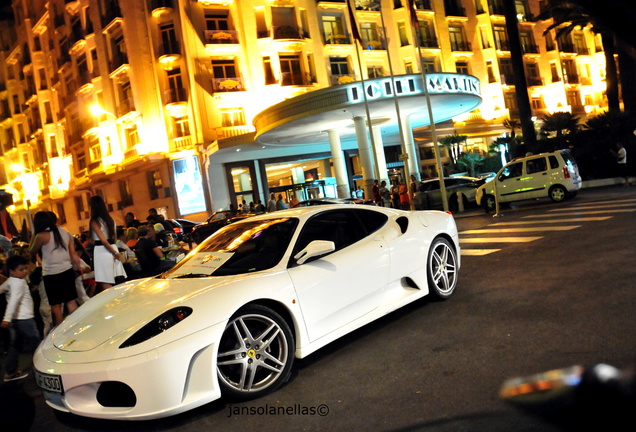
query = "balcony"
xmin=564 ymin=74 xmax=580 ymax=85
xmin=445 ymin=5 xmax=466 ymax=17
xmin=362 ymin=39 xmax=385 ymax=50
xmin=170 ymin=135 xmax=193 ymax=152
xmin=325 ymin=34 xmax=352 ymax=45
xmin=204 ymin=30 xmax=239 ymax=45
xmin=330 ymin=74 xmax=357 ymax=85
xmin=158 ymin=41 xmax=181 ymax=69
xmin=109 ymin=51 xmax=129 ymax=77
xmin=117 ymin=98 xmax=136 ymax=117
xmin=526 ymin=76 xmax=544 ymax=87
xmin=521 ymin=43 xmax=539 ymax=54
xmin=450 ymin=40 xmax=471 ymax=52
xmin=273 ymin=26 xmax=309 ymax=41
xmin=418 ymin=36 xmax=439 ymax=49
xmin=212 ymin=77 xmax=246 ymax=92
xmin=151 ymin=0 xmax=174 ymax=18
xmin=215 ymin=126 xmax=253 ymax=139
xmin=163 ymin=88 xmax=188 ymax=117
xmin=281 ymin=72 xmax=313 ymax=86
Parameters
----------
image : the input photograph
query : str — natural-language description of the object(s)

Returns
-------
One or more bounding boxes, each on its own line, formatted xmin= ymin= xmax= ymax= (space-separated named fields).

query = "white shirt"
xmin=617 ymin=147 xmax=627 ymax=164
xmin=2 ymin=276 xmax=35 ymax=322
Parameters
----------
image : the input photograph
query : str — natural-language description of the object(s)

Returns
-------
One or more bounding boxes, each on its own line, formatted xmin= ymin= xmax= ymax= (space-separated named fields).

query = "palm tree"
xmin=537 ymin=0 xmax=622 ymax=112
xmin=502 ymin=0 xmax=537 ymax=149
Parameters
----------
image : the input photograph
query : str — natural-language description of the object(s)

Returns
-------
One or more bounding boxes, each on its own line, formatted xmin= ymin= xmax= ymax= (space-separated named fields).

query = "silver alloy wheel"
xmin=550 ymin=185 xmax=567 ymax=202
xmin=427 ymin=238 xmax=458 ymax=299
xmin=217 ymin=309 xmax=292 ymax=397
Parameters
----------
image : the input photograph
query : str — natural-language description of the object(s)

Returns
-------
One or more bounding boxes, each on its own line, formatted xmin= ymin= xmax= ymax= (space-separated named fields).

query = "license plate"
xmin=34 ymin=370 xmax=64 ymax=394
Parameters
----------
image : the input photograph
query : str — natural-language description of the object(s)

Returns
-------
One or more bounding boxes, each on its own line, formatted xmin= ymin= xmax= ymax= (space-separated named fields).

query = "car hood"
xmin=49 ymin=275 xmax=238 ymax=353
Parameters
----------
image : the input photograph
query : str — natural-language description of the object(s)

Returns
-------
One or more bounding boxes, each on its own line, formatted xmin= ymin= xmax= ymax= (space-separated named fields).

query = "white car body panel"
xmin=33 ymin=205 xmax=459 ymax=420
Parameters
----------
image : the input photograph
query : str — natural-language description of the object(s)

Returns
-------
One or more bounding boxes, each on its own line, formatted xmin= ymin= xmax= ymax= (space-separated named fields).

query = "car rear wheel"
xmin=549 ymin=185 xmax=567 ymax=203
xmin=427 ymin=237 xmax=458 ymax=300
xmin=217 ymin=305 xmax=294 ymax=399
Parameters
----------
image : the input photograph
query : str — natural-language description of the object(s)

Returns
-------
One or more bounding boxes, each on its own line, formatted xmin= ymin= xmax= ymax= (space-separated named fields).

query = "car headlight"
xmin=120 ymin=307 xmax=193 ymax=348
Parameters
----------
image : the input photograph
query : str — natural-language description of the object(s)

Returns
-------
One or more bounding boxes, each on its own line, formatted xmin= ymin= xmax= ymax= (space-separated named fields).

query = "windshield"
xmin=164 ymin=217 xmax=298 ymax=278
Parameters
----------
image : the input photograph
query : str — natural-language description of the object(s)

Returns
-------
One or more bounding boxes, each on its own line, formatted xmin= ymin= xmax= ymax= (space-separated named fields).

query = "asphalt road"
xmin=2 ymin=185 xmax=635 ymax=432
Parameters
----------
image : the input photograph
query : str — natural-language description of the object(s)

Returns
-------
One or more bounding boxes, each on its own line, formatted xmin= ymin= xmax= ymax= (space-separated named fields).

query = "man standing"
xmin=267 ymin=193 xmax=277 ymax=212
xmin=616 ymin=143 xmax=630 ymax=186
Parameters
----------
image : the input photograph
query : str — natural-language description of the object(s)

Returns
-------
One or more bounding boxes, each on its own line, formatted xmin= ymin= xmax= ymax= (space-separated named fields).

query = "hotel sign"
xmin=346 ymin=73 xmax=481 ymax=103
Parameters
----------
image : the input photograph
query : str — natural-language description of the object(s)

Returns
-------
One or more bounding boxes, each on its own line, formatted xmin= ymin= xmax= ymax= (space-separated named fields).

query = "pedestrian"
xmin=390 ymin=180 xmax=400 ymax=209
xmin=29 ymin=211 xmax=80 ymax=326
xmin=289 ymin=194 xmax=299 ymax=208
xmin=124 ymin=212 xmax=141 ymax=228
xmin=133 ymin=225 xmax=176 ymax=277
xmin=89 ymin=196 xmax=126 ymax=292
xmin=399 ymin=180 xmax=411 ymax=210
xmin=615 ymin=143 xmax=630 ymax=186
xmin=409 ymin=174 xmax=418 ymax=202
xmin=379 ymin=180 xmax=391 ymax=207
xmin=276 ymin=194 xmax=287 ymax=210
xmin=1 ymin=255 xmax=41 ymax=382
xmin=372 ymin=180 xmax=381 ymax=204
xmin=126 ymin=227 xmax=139 ymax=248
xmin=267 ymin=193 xmax=277 ymax=212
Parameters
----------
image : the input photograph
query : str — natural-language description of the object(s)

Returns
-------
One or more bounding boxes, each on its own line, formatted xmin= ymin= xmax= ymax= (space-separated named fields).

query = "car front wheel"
xmin=427 ymin=237 xmax=458 ymax=300
xmin=217 ymin=305 xmax=294 ymax=399
xmin=482 ymin=194 xmax=496 ymax=213
xmin=549 ymin=185 xmax=567 ymax=203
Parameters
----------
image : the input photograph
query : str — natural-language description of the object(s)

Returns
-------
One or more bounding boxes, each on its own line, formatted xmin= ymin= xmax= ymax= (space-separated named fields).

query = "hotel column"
xmin=353 ymin=116 xmax=376 ymax=199
xmin=401 ymin=115 xmax=421 ymax=181
xmin=327 ymin=128 xmax=351 ymax=198
xmin=371 ymin=125 xmax=389 ymax=183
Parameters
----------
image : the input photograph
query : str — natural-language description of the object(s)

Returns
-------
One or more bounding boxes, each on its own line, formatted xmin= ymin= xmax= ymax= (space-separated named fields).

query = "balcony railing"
xmin=330 ymin=74 xmax=357 ymax=85
xmin=564 ymin=74 xmax=580 ymax=84
xmin=445 ymin=5 xmax=466 ymax=17
xmin=450 ymin=40 xmax=471 ymax=52
xmin=273 ymin=26 xmax=309 ymax=40
xmin=362 ymin=39 xmax=386 ymax=50
xmin=325 ymin=34 xmax=352 ymax=45
xmin=526 ymin=76 xmax=544 ymax=87
xmin=204 ymin=30 xmax=239 ymax=45
xmin=163 ymin=88 xmax=188 ymax=104
xmin=521 ymin=43 xmax=539 ymax=54
xmin=170 ymin=135 xmax=192 ymax=152
xmin=212 ymin=77 xmax=245 ymax=92
xmin=418 ymin=36 xmax=439 ymax=48
xmin=117 ymin=98 xmax=136 ymax=117
xmin=281 ymin=72 xmax=313 ymax=86
xmin=109 ymin=51 xmax=129 ymax=73
xmin=216 ymin=126 xmax=253 ymax=139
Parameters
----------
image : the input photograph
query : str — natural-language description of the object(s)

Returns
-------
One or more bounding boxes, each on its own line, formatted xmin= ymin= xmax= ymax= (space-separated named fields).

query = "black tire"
xmin=549 ymin=185 xmax=567 ymax=203
xmin=427 ymin=237 xmax=458 ymax=300
xmin=482 ymin=194 xmax=496 ymax=213
xmin=217 ymin=305 xmax=294 ymax=400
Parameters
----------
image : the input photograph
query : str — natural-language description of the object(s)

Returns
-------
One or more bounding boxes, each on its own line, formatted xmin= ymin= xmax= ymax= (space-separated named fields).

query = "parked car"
xmin=476 ymin=149 xmax=582 ymax=212
xmin=33 ymin=204 xmax=460 ymax=420
xmin=414 ymin=176 xmax=486 ymax=211
xmin=190 ymin=211 xmax=254 ymax=244
xmin=171 ymin=219 xmax=201 ymax=242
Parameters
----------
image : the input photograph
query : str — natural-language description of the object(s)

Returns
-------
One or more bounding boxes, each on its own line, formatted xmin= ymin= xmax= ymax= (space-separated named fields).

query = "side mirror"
xmin=294 ymin=240 xmax=335 ymax=265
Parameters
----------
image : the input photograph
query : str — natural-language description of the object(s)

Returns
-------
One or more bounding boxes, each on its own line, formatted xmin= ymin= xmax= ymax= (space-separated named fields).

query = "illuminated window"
xmin=220 ymin=108 xmax=246 ymax=127
xmin=147 ymin=170 xmax=163 ymax=201
xmin=322 ymin=14 xmax=346 ymax=44
xmin=205 ymin=11 xmax=229 ymax=30
xmin=456 ymin=61 xmax=469 ymax=74
xmin=493 ymin=25 xmax=508 ymax=50
xmin=173 ymin=116 xmax=191 ymax=137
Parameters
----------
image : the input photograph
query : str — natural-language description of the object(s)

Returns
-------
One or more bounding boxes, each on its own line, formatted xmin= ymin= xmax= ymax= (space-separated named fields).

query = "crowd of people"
xmin=0 ymin=199 xmax=180 ymax=383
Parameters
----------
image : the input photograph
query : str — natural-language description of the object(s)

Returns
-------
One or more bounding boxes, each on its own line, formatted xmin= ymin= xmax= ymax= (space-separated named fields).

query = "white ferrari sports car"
xmin=34 ymin=205 xmax=460 ymax=420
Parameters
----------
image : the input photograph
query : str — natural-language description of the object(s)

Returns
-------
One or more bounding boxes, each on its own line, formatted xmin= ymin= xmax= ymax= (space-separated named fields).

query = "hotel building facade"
xmin=0 ymin=0 xmax=610 ymax=235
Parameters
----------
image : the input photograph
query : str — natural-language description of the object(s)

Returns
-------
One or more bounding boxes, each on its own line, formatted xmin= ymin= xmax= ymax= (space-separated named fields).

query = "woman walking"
xmin=29 ymin=212 xmax=80 ymax=326
xmin=89 ymin=196 xmax=126 ymax=293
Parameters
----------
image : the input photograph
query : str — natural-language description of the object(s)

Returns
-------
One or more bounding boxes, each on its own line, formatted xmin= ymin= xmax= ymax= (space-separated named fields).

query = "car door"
xmin=287 ymin=209 xmax=389 ymax=341
xmin=495 ymin=161 xmax=524 ymax=202
xmin=523 ymin=156 xmax=550 ymax=199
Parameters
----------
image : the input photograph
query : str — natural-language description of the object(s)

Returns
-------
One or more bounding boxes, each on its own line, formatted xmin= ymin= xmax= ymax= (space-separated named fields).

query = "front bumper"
xmin=34 ymin=322 xmax=225 ymax=420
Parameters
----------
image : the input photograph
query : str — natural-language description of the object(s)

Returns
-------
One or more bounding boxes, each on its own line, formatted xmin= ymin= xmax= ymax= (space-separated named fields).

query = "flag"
xmin=405 ymin=0 xmax=420 ymax=29
xmin=346 ymin=0 xmax=363 ymax=45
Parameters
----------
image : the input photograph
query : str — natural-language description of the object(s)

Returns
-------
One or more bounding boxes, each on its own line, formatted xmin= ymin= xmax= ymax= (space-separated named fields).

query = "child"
xmin=1 ymin=255 xmax=41 ymax=382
